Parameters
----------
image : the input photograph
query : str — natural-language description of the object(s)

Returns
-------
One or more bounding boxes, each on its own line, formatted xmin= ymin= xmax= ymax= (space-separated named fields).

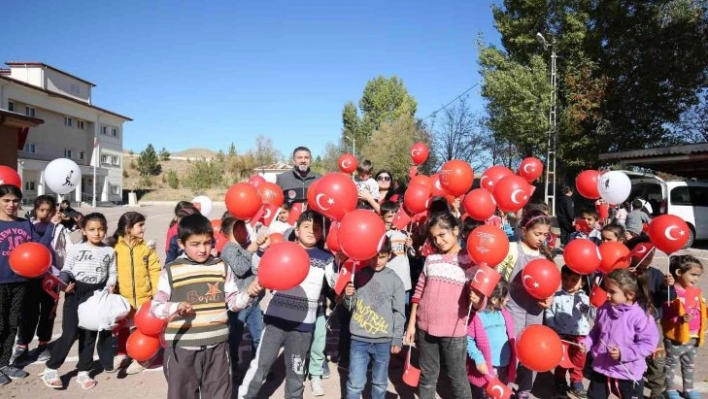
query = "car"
xmin=623 ymin=170 xmax=708 ymax=248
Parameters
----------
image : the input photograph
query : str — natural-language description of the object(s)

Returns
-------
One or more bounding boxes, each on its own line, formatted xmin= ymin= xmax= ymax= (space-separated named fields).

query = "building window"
xmin=23 ymin=143 xmax=36 ymax=153
xmin=64 ymin=116 xmax=73 ymax=127
xmin=64 ymin=149 xmax=73 ymax=158
xmin=111 ymin=128 xmax=118 ymax=137
xmin=7 ymin=101 xmax=14 ymax=112
xmin=101 ymin=126 xmax=107 ymax=135
xmin=111 ymin=185 xmax=121 ymax=195
xmin=77 ymin=120 xmax=85 ymax=129
xmin=79 ymin=151 xmax=85 ymax=160
xmin=25 ymin=107 xmax=36 ymax=117
xmin=101 ymin=154 xmax=108 ymax=164
xmin=24 ymin=181 xmax=35 ymax=191
xmin=111 ymin=155 xmax=120 ymax=166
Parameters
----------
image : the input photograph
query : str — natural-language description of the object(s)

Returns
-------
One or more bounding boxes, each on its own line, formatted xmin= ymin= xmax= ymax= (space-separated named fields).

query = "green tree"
xmin=311 ymin=141 xmax=345 ymax=175
xmin=159 ymin=147 xmax=171 ymax=161
xmin=166 ymin=170 xmax=179 ymax=189
xmin=183 ymin=158 xmax=223 ymax=193
xmin=137 ymin=144 xmax=162 ymax=176
xmin=253 ymin=135 xmax=282 ymax=166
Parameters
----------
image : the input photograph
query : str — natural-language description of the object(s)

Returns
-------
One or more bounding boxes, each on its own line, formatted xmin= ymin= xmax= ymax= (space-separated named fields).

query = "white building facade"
xmin=0 ymin=62 xmax=131 ymax=204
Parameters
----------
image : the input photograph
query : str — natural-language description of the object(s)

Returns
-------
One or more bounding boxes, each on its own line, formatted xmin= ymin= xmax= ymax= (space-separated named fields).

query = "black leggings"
xmin=18 ymin=278 xmax=57 ymax=345
xmin=587 ymin=370 xmax=643 ymax=399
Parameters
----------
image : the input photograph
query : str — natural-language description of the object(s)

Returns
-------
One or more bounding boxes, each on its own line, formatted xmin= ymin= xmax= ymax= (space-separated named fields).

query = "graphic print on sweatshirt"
xmin=352 ymin=280 xmax=389 ymax=335
xmin=73 ymin=249 xmax=113 ymax=284
xmin=0 ymin=227 xmax=31 ymax=256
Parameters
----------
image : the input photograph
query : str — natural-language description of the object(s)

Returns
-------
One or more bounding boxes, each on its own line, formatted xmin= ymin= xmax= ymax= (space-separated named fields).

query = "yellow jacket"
xmin=661 ymin=295 xmax=707 ymax=347
xmin=114 ymin=236 xmax=161 ymax=309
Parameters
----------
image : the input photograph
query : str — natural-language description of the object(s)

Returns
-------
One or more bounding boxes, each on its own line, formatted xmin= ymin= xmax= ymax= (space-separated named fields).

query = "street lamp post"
xmin=537 ymin=32 xmax=558 ymax=216
xmin=345 ymin=135 xmax=356 ymax=157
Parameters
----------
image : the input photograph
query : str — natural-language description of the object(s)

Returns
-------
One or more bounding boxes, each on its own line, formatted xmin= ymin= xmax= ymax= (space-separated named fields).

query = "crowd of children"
xmin=0 ymin=157 xmax=706 ymax=399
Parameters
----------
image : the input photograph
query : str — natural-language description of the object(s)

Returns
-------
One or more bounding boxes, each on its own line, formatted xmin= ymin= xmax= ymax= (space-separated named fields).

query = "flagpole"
xmin=92 ymin=137 xmax=97 ymax=208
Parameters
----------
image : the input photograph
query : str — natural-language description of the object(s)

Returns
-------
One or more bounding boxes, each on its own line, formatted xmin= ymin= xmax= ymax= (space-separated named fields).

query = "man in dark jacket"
xmin=556 ymin=186 xmax=575 ymax=246
xmin=276 ymin=146 xmax=321 ymax=204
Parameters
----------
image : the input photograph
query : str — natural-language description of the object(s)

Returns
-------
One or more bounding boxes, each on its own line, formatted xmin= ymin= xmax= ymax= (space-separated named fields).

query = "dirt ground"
xmin=3 ymin=203 xmax=707 ymax=398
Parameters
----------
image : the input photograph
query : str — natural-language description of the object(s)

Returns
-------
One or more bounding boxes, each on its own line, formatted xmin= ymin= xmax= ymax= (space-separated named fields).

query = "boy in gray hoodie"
xmin=343 ymin=237 xmax=405 ymax=399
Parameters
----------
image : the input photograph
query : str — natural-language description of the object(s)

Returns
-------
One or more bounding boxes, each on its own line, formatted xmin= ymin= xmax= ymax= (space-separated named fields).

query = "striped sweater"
xmin=411 ymin=252 xmax=475 ymax=337
xmin=151 ymin=256 xmax=253 ymax=348
xmin=59 ymin=242 xmax=116 ymax=286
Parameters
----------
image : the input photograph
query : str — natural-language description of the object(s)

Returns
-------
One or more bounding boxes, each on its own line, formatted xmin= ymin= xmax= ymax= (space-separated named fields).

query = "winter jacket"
xmin=662 ymin=293 xmax=707 ymax=347
xmin=276 ymin=168 xmax=320 ymax=203
xmin=114 ymin=236 xmax=161 ymax=309
xmin=583 ymin=302 xmax=659 ymax=381
xmin=545 ymin=289 xmax=593 ymax=336
xmin=556 ymin=195 xmax=575 ymax=232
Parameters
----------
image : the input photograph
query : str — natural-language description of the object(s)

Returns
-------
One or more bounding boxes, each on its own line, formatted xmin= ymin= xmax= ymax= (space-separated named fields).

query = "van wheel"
xmin=684 ymin=226 xmax=695 ymax=249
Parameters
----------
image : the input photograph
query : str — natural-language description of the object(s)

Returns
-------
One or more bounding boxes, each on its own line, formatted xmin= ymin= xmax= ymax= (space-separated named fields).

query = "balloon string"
xmin=599 ymin=338 xmax=637 ymax=385
xmin=465 ymin=302 xmax=473 ymax=329
xmin=561 ymin=339 xmax=583 ymax=347
xmin=667 ymin=254 xmax=672 ymax=303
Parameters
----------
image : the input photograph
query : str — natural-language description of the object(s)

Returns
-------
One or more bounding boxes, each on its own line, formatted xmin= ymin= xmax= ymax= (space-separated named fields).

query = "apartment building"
xmin=0 ymin=62 xmax=131 ymax=203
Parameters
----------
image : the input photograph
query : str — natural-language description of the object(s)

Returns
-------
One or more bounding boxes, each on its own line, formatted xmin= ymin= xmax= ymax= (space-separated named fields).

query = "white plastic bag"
xmin=78 ymin=289 xmax=131 ymax=331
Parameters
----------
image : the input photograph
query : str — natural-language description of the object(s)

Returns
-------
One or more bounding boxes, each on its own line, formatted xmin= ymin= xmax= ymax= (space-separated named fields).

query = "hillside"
xmin=123 ymin=150 xmax=227 ymax=201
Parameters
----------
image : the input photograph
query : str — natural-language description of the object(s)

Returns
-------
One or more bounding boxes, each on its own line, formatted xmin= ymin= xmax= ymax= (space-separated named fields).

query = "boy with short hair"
xmin=355 ymin=160 xmax=380 ymax=210
xmin=570 ymin=208 xmax=602 ymax=245
xmin=238 ymin=211 xmax=337 ymax=399
xmin=380 ymin=201 xmax=413 ymax=311
xmin=150 ymin=214 xmax=263 ymax=399
xmin=343 ymin=236 xmax=405 ymax=399
xmin=625 ymin=199 xmax=651 ymax=239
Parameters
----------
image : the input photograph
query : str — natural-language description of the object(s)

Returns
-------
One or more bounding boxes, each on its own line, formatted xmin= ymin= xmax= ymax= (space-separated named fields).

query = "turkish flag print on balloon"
xmin=521 ymin=259 xmax=561 ymax=299
xmin=309 ymin=173 xmax=358 ymax=221
xmin=338 ymin=154 xmax=358 ymax=174
xmin=466 ymin=225 xmax=510 ymax=266
xmin=410 ymin=142 xmax=429 ymax=165
xmin=480 ymin=165 xmax=513 ymax=194
xmin=494 ymin=175 xmax=531 ymax=212
xmin=517 ymin=157 xmax=543 ymax=182
xmin=648 ymin=214 xmax=690 ymax=254
xmin=485 ymin=377 xmax=512 ymax=399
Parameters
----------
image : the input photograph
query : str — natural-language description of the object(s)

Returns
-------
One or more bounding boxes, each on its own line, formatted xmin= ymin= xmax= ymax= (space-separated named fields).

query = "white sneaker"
xmin=310 ymin=376 xmax=325 ymax=396
xmin=113 ymin=354 xmax=130 ymax=370
xmin=126 ymin=359 xmax=149 ymax=375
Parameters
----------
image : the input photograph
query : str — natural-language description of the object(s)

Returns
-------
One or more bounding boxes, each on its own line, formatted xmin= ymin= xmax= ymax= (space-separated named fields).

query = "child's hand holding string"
xmin=247 ymin=279 xmax=263 ymax=297
xmin=476 ymin=363 xmax=489 ymax=376
xmin=663 ymin=274 xmax=675 ymax=287
xmin=608 ymin=345 xmax=621 ymax=360
xmin=537 ymin=297 xmax=553 ymax=309
xmin=176 ymin=301 xmax=194 ymax=317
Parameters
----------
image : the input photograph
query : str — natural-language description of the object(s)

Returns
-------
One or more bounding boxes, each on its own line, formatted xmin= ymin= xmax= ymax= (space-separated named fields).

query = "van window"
xmin=670 ymin=186 xmax=708 ymax=207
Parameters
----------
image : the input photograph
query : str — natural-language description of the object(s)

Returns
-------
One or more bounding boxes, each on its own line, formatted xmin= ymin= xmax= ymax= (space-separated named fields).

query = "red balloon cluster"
xmin=338 ymin=154 xmax=358 ymax=174
xmin=518 ymin=157 xmax=543 ymax=182
xmin=480 ymin=166 xmax=513 ymax=194
xmin=648 ymin=214 xmax=690 ymax=254
xmin=462 ymin=189 xmax=497 ymax=221
xmin=563 ymin=239 xmax=601 ymax=275
xmin=9 ymin=242 xmax=52 ymax=278
xmin=466 ymin=225 xmax=510 ymax=266
xmin=410 ymin=142 xmax=429 ymax=165
xmin=516 ymin=325 xmax=563 ymax=372
xmin=576 ymin=170 xmax=600 ymax=200
xmin=127 ymin=300 xmax=167 ymax=362
xmin=439 ymin=160 xmax=474 ymax=197
xmin=225 ymin=183 xmax=263 ymax=220
xmin=0 ymin=166 xmax=21 ymax=188
xmin=259 ymin=242 xmax=311 ymax=291
xmin=307 ymin=173 xmax=358 ymax=221
xmin=338 ymin=209 xmax=387 ymax=261
xmin=247 ymin=175 xmax=266 ymax=188
xmin=135 ymin=300 xmax=167 ymax=336
xmin=521 ymin=259 xmax=561 ymax=299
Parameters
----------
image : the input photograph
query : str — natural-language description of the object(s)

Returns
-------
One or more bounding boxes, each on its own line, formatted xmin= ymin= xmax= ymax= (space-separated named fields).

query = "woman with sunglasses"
xmin=375 ymin=170 xmax=397 ymax=205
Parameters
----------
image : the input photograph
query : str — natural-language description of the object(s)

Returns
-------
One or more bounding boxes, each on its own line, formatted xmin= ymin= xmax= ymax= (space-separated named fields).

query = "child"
xmin=467 ymin=279 xmax=516 ymax=399
xmin=496 ymin=210 xmax=554 ymax=399
xmin=545 ymin=266 xmax=592 ymax=398
xmin=165 ymin=202 xmax=199 ymax=264
xmin=355 ymin=160 xmax=380 ymax=211
xmin=112 ymin=211 xmax=161 ymax=374
xmin=343 ymin=237 xmax=405 ymax=399
xmin=581 ymin=269 xmax=659 ymax=398
xmin=40 ymin=213 xmax=117 ymax=390
xmin=599 ymin=223 xmax=626 ymax=244
xmin=381 ymin=201 xmax=413 ymax=311
xmin=13 ymin=195 xmax=68 ymax=364
xmin=613 ymin=202 xmax=630 ymax=226
xmin=625 ymin=199 xmax=651 ymax=239
xmin=404 ymin=211 xmax=479 ymax=399
xmin=220 ymin=216 xmax=265 ymax=372
xmin=662 ymin=255 xmax=705 ymax=399
xmin=0 ymin=185 xmax=58 ymax=385
xmin=239 ymin=210 xmax=337 ymax=399
xmin=571 ymin=208 xmax=602 ymax=245
xmin=151 ymin=213 xmax=263 ymax=399
xmin=269 ymin=202 xmax=294 ymax=234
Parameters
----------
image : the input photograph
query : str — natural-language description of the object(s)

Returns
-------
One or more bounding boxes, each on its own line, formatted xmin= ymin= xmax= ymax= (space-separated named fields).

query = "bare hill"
xmin=172 ymin=148 xmax=217 ymax=158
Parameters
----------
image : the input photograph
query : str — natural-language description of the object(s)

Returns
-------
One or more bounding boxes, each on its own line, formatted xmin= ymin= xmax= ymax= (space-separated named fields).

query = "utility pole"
xmin=537 ymin=32 xmax=558 ymax=216
xmin=345 ymin=135 xmax=356 ymax=157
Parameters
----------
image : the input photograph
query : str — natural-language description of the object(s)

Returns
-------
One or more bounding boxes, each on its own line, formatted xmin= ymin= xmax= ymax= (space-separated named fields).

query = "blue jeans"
xmin=228 ymin=296 xmax=263 ymax=365
xmin=346 ymin=340 xmax=391 ymax=399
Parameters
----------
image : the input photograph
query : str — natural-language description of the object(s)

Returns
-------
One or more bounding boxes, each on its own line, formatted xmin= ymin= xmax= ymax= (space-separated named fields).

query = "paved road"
xmin=3 ymin=204 xmax=707 ymax=398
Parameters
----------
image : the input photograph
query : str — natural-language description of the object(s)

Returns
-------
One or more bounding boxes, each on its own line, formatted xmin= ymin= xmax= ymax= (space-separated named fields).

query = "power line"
xmin=421 ymin=83 xmax=480 ymax=121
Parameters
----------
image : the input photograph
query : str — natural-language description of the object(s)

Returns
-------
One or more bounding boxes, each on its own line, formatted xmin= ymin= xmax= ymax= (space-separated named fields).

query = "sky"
xmin=1 ymin=0 xmax=502 ymax=159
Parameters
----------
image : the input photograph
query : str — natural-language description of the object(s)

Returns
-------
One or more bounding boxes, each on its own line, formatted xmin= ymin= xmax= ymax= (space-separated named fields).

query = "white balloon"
xmin=192 ymin=195 xmax=213 ymax=218
xmin=597 ymin=171 xmax=632 ymax=205
xmin=44 ymin=158 xmax=81 ymax=195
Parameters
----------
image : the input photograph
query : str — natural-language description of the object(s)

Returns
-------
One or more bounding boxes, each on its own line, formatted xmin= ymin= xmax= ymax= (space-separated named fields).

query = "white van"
xmin=623 ymin=170 xmax=708 ymax=247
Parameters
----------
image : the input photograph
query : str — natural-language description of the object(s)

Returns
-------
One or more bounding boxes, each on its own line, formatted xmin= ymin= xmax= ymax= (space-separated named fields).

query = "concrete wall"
xmin=45 ymin=68 xmax=91 ymax=103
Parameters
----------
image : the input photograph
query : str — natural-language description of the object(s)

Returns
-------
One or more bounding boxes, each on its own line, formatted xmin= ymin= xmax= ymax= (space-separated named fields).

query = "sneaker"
xmin=9 ymin=346 xmax=28 ymax=365
xmin=310 ymin=376 xmax=325 ymax=396
xmin=682 ymin=391 xmax=703 ymax=399
xmin=39 ymin=368 xmax=62 ymax=389
xmin=666 ymin=391 xmax=682 ymax=399
xmin=569 ymin=381 xmax=587 ymax=399
xmin=322 ymin=360 xmax=331 ymax=379
xmin=113 ymin=354 xmax=130 ymax=370
xmin=126 ymin=360 xmax=148 ymax=375
xmin=0 ymin=366 xmax=29 ymax=380
xmin=76 ymin=371 xmax=96 ymax=390
xmin=36 ymin=345 xmax=51 ymax=362
xmin=0 ymin=372 xmax=9 ymax=386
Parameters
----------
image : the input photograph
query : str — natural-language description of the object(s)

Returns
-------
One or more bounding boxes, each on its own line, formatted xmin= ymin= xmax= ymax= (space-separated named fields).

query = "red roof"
xmin=5 ymin=62 xmax=96 ymax=87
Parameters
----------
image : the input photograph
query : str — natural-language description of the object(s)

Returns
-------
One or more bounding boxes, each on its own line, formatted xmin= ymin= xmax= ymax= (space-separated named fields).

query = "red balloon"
xmin=480 ymin=165 xmax=513 ymax=194
xmin=210 ymin=219 xmax=222 ymax=235
xmin=226 ymin=183 xmax=263 ymax=220
xmin=0 ymin=166 xmax=21 ymax=188
xmin=258 ymin=242 xmax=311 ymax=291
xmin=598 ymin=241 xmax=631 ymax=274
xmin=338 ymin=154 xmax=358 ymax=174
xmin=494 ymin=175 xmax=531 ymax=212
xmin=648 ymin=214 xmax=690 ymax=254
xmin=518 ymin=157 xmax=543 ymax=182
xmin=215 ymin=234 xmax=229 ymax=253
xmin=9 ymin=242 xmax=52 ymax=278
xmin=309 ymin=173 xmax=358 ymax=221
xmin=430 ymin=174 xmax=446 ymax=198
xmin=248 ymin=175 xmax=266 ymax=188
xmin=338 ymin=209 xmax=387 ymax=261
xmin=521 ymin=259 xmax=561 ymax=299
xmin=269 ymin=232 xmax=285 ymax=245
xmin=258 ymin=182 xmax=285 ymax=207
xmin=563 ymin=239 xmax=601 ymax=275
xmin=439 ymin=160 xmax=474 ymax=197
xmin=134 ymin=300 xmax=167 ymax=336
xmin=409 ymin=175 xmax=432 ymax=191
xmin=576 ymin=170 xmax=601 ymax=200
xmin=410 ymin=142 xmax=429 ymax=165
xmin=630 ymin=242 xmax=655 ymax=268
xmin=516 ymin=325 xmax=563 ymax=372
xmin=326 ymin=222 xmax=340 ymax=253
xmin=404 ymin=183 xmax=432 ymax=214
xmin=466 ymin=225 xmax=510 ymax=266
xmin=126 ymin=330 xmax=161 ymax=361
xmin=462 ymin=189 xmax=497 ymax=222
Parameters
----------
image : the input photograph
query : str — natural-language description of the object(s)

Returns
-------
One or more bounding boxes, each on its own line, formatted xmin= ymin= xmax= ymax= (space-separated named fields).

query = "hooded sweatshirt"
xmin=0 ymin=218 xmax=56 ymax=284
xmin=343 ymin=266 xmax=405 ymax=348
xmin=583 ymin=302 xmax=659 ymax=381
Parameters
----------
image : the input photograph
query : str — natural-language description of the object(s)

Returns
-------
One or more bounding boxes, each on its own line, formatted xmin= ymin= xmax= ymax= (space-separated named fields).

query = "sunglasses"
xmin=377 ymin=176 xmax=391 ymax=182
